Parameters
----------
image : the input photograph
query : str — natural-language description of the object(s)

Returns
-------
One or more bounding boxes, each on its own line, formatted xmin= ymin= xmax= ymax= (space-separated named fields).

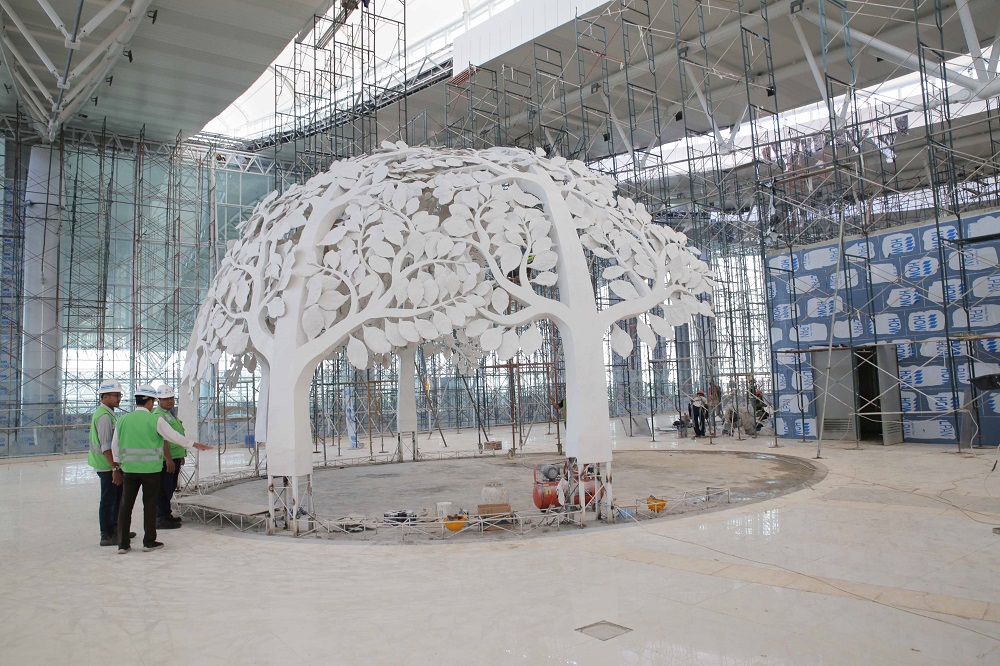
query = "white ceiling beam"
xmin=0 ymin=31 xmax=55 ymax=105
xmin=796 ymin=8 xmax=981 ymax=96
xmin=495 ymin=0 xmax=797 ymax=138
xmin=12 ymin=65 xmax=50 ymax=122
xmin=720 ymin=104 xmax=748 ymax=154
xmin=606 ymin=99 xmax=635 ymax=158
xmin=0 ymin=0 xmax=60 ymax=77
xmin=987 ymin=15 xmax=1000 ymax=76
xmin=76 ymin=0 xmax=127 ymax=43
xmin=51 ymin=0 xmax=154 ymax=139
xmin=955 ymin=0 xmax=988 ymax=82
xmin=684 ymin=61 xmax=723 ymax=145
xmin=0 ymin=13 xmax=48 ymax=126
xmin=67 ymin=11 xmax=134 ymax=84
xmin=789 ymin=14 xmax=827 ymax=103
xmin=33 ymin=0 xmax=72 ymax=42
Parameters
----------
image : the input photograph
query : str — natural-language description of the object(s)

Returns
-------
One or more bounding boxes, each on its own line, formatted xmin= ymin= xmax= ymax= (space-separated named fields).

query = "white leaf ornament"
xmin=302 ymin=306 xmax=325 ymax=339
xmin=362 ymin=326 xmax=391 ymax=354
xmin=497 ymin=328 xmax=520 ymax=361
xmin=346 ymin=335 xmax=369 ymax=370
xmin=532 ymin=271 xmax=558 ymax=286
xmin=636 ymin=319 xmax=657 ymax=347
xmin=519 ymin=326 xmax=543 ymax=356
xmin=609 ymin=280 xmax=638 ymax=300
xmin=480 ymin=327 xmax=503 ymax=351
xmin=610 ymin=324 xmax=634 ymax=358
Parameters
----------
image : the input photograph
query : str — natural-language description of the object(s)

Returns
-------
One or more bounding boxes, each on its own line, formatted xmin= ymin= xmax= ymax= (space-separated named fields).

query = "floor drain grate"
xmin=576 ymin=620 xmax=633 ymax=641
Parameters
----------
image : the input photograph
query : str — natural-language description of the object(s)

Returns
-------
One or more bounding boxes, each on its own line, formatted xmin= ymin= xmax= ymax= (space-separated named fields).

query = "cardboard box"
xmin=477 ymin=503 xmax=513 ymax=531
xmin=477 ymin=503 xmax=512 ymax=516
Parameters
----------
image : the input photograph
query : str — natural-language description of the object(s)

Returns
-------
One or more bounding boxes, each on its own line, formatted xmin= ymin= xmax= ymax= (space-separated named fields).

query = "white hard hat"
xmin=98 ymin=379 xmax=123 ymax=395
xmin=157 ymin=385 xmax=175 ymax=399
xmin=134 ymin=384 xmax=159 ymax=399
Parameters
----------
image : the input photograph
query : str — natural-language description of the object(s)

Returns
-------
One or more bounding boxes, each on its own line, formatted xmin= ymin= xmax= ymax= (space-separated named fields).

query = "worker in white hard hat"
xmin=153 ymin=385 xmax=186 ymax=529
xmin=87 ymin=379 xmax=134 ymax=547
xmin=112 ymin=384 xmax=211 ymax=554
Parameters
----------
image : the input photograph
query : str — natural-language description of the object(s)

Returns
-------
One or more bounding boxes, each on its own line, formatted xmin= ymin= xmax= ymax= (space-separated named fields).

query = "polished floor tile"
xmin=2 ymin=433 xmax=999 ymax=664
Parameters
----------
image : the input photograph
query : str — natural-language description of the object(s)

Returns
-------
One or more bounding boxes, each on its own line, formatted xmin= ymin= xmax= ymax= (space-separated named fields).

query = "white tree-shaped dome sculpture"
xmin=181 ymin=144 xmax=713 ymax=476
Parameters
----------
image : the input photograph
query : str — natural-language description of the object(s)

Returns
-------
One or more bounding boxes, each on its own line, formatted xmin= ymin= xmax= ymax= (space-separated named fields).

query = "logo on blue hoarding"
xmin=884 ymin=234 xmax=916 ymax=256
xmin=871 ymin=314 xmax=902 ymax=335
xmin=846 ymin=241 xmax=875 ymax=259
xmin=889 ymin=288 xmax=920 ymax=307
xmin=769 ymin=254 xmax=799 ymax=271
xmin=811 ymin=297 xmax=839 ymax=318
xmin=804 ymin=247 xmax=838 ymax=270
xmin=794 ymin=274 xmax=820 ymax=294
xmin=922 ymin=340 xmax=965 ymax=357
xmin=900 ymin=366 xmax=949 ymax=387
xmin=909 ymin=312 xmax=943 ymax=332
xmin=794 ymin=419 xmax=815 ymax=437
xmin=834 ymin=318 xmax=865 ymax=339
xmin=929 ymin=394 xmax=957 ymax=411
xmin=904 ymin=258 xmax=938 ymax=279
xmin=773 ymin=304 xmax=792 ymax=321
xmin=923 ymin=226 xmax=959 ymax=250
xmin=944 ymin=281 xmax=962 ymax=301
xmin=981 ymin=338 xmax=1000 ymax=354
xmin=969 ymin=305 xmax=1000 ymax=327
xmin=900 ymin=393 xmax=917 ymax=412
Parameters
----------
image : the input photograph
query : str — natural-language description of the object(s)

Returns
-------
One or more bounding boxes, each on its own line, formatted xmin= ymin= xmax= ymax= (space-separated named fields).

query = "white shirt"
xmin=111 ymin=405 xmax=198 ymax=464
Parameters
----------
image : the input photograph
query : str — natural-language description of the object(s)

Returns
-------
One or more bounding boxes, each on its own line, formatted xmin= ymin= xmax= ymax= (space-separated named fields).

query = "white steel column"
xmin=20 ymin=144 xmax=62 ymax=453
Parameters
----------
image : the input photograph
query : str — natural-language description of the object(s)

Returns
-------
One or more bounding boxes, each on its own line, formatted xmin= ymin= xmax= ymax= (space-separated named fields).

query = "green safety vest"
xmin=116 ymin=409 xmax=165 ymax=473
xmin=154 ymin=407 xmax=187 ymax=459
xmin=87 ymin=404 xmax=117 ymax=471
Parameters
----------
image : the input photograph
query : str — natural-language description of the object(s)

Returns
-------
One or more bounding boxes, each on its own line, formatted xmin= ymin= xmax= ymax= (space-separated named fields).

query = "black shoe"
xmin=100 ymin=534 xmax=116 ymax=547
xmin=113 ymin=530 xmax=137 ymax=539
xmin=117 ymin=545 xmax=130 ymax=554
xmin=143 ymin=541 xmax=164 ymax=552
xmin=157 ymin=518 xmax=181 ymax=530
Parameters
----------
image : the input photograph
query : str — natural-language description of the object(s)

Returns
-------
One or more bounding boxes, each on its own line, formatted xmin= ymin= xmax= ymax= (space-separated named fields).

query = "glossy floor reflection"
xmin=2 ymin=432 xmax=999 ymax=665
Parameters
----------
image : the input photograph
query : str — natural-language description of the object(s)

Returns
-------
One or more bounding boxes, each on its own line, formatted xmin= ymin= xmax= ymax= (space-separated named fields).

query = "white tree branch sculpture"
xmin=181 ymin=144 xmax=713 ymax=477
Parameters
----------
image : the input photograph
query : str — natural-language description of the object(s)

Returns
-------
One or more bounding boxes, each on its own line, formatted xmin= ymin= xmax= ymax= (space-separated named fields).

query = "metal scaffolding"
xmin=3 ymin=0 xmax=1000 ymax=460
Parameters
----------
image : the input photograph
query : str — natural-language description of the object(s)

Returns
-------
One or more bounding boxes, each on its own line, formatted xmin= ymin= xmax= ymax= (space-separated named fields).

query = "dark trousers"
xmin=96 ymin=470 xmax=122 ymax=536
xmin=692 ymin=406 xmax=707 ymax=437
xmin=158 ymin=458 xmax=183 ymax=518
xmin=118 ymin=472 xmax=160 ymax=549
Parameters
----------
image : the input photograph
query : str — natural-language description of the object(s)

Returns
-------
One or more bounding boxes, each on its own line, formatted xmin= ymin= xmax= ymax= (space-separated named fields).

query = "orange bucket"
xmin=646 ymin=496 xmax=667 ymax=513
xmin=443 ymin=515 xmax=467 ymax=531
